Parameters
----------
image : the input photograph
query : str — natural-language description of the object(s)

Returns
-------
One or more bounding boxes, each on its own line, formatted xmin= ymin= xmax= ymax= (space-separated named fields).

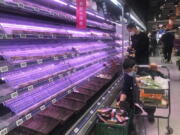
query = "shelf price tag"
xmin=97 ymin=102 xmax=101 ymax=105
xmin=11 ymin=91 xmax=18 ymax=99
xmin=58 ymin=74 xmax=63 ymax=78
xmin=63 ymin=55 xmax=67 ymax=59
xmin=27 ymin=85 xmax=34 ymax=91
xmin=18 ymin=3 xmax=24 ymax=8
xmin=71 ymin=54 xmax=75 ymax=57
xmin=67 ymin=71 xmax=71 ymax=75
xmin=90 ymin=110 xmax=94 ymax=114
xmin=38 ymin=34 xmax=43 ymax=39
xmin=53 ymin=56 xmax=59 ymax=60
xmin=52 ymin=98 xmax=57 ymax=104
xmin=33 ymin=7 xmax=39 ymax=12
xmin=37 ymin=59 xmax=43 ymax=64
xmin=67 ymin=89 xmax=72 ymax=94
xmin=102 ymin=97 xmax=105 ymax=100
xmin=5 ymin=35 xmax=13 ymax=39
xmin=20 ymin=62 xmax=27 ymax=68
xmin=20 ymin=34 xmax=26 ymax=38
xmin=16 ymin=119 xmax=23 ymax=126
xmin=25 ymin=113 xmax=32 ymax=120
xmin=72 ymin=87 xmax=76 ymax=92
xmin=48 ymin=78 xmax=53 ymax=82
xmin=40 ymin=105 xmax=46 ymax=111
xmin=74 ymin=128 xmax=79 ymax=134
xmin=0 ymin=34 xmax=3 ymax=39
xmin=0 ymin=128 xmax=8 ymax=135
xmin=0 ymin=66 xmax=8 ymax=73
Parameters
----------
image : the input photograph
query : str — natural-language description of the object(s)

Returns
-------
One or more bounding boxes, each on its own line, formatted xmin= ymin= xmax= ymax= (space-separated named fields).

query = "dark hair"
xmin=123 ymin=58 xmax=136 ymax=70
xmin=127 ymin=23 xmax=136 ymax=29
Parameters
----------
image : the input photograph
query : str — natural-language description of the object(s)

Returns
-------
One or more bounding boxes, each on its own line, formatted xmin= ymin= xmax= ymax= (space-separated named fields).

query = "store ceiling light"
xmin=111 ymin=0 xmax=122 ymax=7
xmin=130 ymin=14 xmax=146 ymax=30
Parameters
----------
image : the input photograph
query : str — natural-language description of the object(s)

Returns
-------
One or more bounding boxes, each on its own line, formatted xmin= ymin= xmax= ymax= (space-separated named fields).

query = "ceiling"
xmin=95 ymin=0 xmax=179 ymax=26
xmin=125 ymin=0 xmax=180 ymax=23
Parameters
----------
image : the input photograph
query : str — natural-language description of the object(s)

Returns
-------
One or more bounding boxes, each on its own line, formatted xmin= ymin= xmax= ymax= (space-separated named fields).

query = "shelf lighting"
xmin=111 ymin=0 xmax=122 ymax=7
xmin=130 ymin=14 xmax=146 ymax=30
xmin=53 ymin=0 xmax=68 ymax=6
xmin=53 ymin=0 xmax=106 ymax=21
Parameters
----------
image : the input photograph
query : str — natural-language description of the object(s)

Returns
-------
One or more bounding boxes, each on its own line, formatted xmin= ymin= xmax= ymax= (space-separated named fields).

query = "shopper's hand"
xmin=116 ymin=102 xmax=120 ymax=107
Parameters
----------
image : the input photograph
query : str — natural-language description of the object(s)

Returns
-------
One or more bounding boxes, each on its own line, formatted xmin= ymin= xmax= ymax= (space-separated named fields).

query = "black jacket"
xmin=161 ymin=32 xmax=175 ymax=49
xmin=131 ymin=32 xmax=149 ymax=65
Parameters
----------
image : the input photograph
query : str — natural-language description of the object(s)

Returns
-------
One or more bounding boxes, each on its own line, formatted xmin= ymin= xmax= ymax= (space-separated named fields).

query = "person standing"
xmin=126 ymin=24 xmax=155 ymax=123
xmin=161 ymin=29 xmax=175 ymax=63
xmin=127 ymin=23 xmax=150 ymax=65
xmin=150 ymin=32 xmax=158 ymax=57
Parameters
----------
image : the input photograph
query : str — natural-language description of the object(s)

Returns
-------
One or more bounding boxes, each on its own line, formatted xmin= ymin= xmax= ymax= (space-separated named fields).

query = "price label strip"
xmin=53 ymin=56 xmax=59 ymax=60
xmin=16 ymin=119 xmax=23 ymax=126
xmin=67 ymin=89 xmax=72 ymax=94
xmin=74 ymin=128 xmax=79 ymax=134
xmin=0 ymin=128 xmax=8 ymax=135
xmin=20 ymin=34 xmax=26 ymax=38
xmin=17 ymin=3 xmax=24 ymax=8
xmin=0 ymin=66 xmax=8 ymax=73
xmin=11 ymin=91 xmax=18 ymax=99
xmin=37 ymin=59 xmax=43 ymax=64
xmin=27 ymin=85 xmax=34 ymax=91
xmin=25 ymin=113 xmax=32 ymax=120
xmin=40 ymin=105 xmax=46 ymax=111
xmin=48 ymin=78 xmax=54 ymax=82
xmin=20 ymin=62 xmax=27 ymax=68
xmin=51 ymin=98 xmax=57 ymax=104
xmin=58 ymin=74 xmax=63 ymax=78
xmin=90 ymin=110 xmax=94 ymax=114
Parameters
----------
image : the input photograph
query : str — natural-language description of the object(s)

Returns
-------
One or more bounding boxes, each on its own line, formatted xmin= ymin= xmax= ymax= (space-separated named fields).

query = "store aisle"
xmin=136 ymin=57 xmax=180 ymax=135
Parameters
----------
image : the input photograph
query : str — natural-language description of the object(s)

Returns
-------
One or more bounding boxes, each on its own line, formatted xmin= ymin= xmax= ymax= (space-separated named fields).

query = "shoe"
xmin=148 ymin=115 xmax=155 ymax=123
xmin=134 ymin=104 xmax=143 ymax=115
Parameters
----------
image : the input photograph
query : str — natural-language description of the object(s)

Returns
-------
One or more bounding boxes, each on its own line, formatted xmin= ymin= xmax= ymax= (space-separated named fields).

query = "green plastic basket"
xmin=93 ymin=109 xmax=134 ymax=135
xmin=93 ymin=122 xmax=128 ymax=135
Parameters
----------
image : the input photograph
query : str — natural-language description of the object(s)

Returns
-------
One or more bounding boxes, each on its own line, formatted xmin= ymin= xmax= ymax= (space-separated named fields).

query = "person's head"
xmin=127 ymin=23 xmax=138 ymax=35
xmin=123 ymin=58 xmax=136 ymax=74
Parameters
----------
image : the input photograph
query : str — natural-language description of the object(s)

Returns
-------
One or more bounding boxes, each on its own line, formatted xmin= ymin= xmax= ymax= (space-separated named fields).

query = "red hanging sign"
xmin=76 ymin=0 xmax=87 ymax=29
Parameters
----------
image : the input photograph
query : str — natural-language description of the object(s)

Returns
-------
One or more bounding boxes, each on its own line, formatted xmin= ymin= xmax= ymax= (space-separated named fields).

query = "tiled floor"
xmin=136 ymin=57 xmax=180 ymax=135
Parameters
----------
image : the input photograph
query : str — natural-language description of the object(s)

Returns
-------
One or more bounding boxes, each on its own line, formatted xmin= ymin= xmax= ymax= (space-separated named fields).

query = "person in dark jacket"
xmin=149 ymin=32 xmax=158 ymax=57
xmin=127 ymin=23 xmax=150 ymax=65
xmin=161 ymin=30 xmax=175 ymax=63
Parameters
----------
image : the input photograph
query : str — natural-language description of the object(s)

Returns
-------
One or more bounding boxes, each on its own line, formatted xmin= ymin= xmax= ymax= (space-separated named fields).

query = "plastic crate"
xmin=93 ymin=122 xmax=128 ymax=135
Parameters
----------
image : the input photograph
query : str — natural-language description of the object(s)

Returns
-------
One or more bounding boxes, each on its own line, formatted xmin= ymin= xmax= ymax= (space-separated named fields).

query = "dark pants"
xmin=135 ymin=56 xmax=149 ymax=65
xmin=163 ymin=47 xmax=173 ymax=62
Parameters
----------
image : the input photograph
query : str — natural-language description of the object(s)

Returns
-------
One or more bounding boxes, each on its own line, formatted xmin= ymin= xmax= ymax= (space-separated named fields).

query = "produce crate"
xmin=93 ymin=122 xmax=128 ymax=135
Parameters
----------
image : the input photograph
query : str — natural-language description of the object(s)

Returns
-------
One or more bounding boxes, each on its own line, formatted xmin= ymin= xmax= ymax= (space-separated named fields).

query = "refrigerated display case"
xmin=0 ymin=0 xmax=129 ymax=135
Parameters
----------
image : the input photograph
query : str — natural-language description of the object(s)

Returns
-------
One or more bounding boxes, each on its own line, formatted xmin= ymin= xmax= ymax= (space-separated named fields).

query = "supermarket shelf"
xmin=0 ymin=0 xmax=114 ymax=31
xmin=0 ymin=65 xmax=108 ymax=135
xmin=0 ymin=46 xmax=117 ymax=73
xmin=0 ymin=51 xmax=122 ymax=103
xmin=0 ymin=34 xmax=116 ymax=41
xmin=66 ymin=76 xmax=123 ymax=135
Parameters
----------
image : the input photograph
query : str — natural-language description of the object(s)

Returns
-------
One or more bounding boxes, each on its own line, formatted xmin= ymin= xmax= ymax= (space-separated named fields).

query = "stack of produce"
xmin=140 ymin=89 xmax=168 ymax=107
xmin=97 ymin=108 xmax=129 ymax=125
xmin=137 ymin=76 xmax=162 ymax=89
xmin=137 ymin=76 xmax=169 ymax=107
